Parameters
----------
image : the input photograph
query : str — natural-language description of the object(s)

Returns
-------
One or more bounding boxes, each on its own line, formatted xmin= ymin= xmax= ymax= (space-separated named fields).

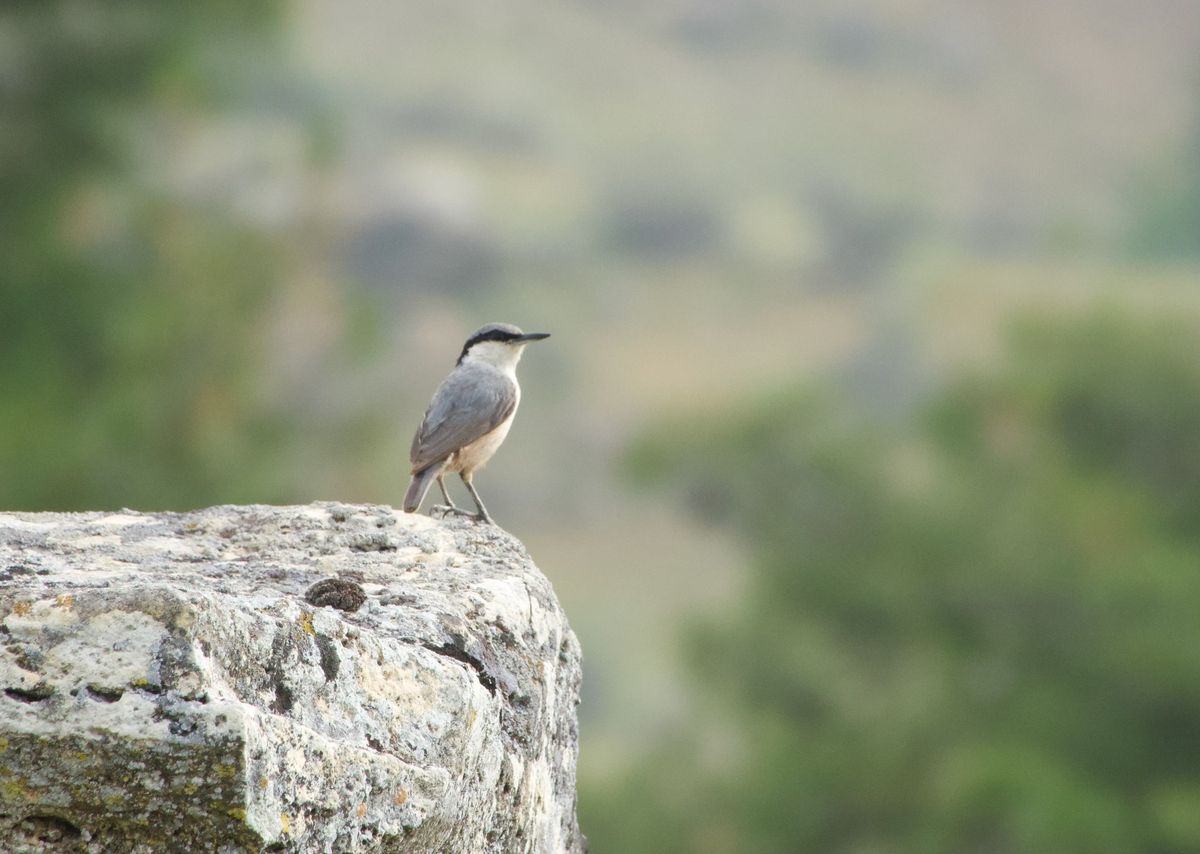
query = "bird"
xmin=403 ymin=322 xmax=550 ymax=524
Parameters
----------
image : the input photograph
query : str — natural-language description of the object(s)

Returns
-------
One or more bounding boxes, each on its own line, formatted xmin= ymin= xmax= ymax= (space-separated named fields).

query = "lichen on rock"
xmin=0 ymin=503 xmax=584 ymax=853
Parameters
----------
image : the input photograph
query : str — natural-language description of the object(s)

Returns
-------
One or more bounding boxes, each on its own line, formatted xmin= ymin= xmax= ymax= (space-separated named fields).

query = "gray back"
xmin=410 ymin=363 xmax=517 ymax=472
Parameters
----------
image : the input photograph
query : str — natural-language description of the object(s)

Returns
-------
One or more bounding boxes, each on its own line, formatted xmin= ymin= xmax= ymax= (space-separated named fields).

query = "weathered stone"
xmin=0 ymin=503 xmax=583 ymax=853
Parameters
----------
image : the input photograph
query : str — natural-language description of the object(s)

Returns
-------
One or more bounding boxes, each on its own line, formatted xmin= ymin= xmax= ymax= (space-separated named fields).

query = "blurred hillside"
xmin=296 ymin=0 xmax=1197 ymax=259
xmin=588 ymin=310 xmax=1200 ymax=854
xmin=2 ymin=1 xmax=1199 ymax=851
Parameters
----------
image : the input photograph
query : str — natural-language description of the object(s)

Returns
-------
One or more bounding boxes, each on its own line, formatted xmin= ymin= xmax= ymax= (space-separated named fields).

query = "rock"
xmin=0 ymin=503 xmax=584 ymax=854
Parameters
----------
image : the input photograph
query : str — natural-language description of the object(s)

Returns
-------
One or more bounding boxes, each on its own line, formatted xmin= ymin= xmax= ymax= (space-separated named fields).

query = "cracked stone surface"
xmin=0 ymin=503 xmax=584 ymax=854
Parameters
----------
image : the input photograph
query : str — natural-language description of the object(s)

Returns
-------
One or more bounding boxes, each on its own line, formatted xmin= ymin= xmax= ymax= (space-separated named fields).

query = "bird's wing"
xmin=410 ymin=367 xmax=517 ymax=472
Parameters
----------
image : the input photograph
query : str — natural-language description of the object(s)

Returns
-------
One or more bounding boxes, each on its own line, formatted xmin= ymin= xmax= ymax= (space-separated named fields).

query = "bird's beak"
xmin=515 ymin=332 xmax=551 ymax=342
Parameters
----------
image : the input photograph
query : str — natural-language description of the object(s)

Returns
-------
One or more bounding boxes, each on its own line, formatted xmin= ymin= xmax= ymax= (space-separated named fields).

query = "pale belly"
xmin=447 ymin=415 xmax=515 ymax=475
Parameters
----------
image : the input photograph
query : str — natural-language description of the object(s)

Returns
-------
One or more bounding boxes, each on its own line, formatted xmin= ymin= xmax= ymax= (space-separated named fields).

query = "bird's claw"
xmin=430 ymin=504 xmax=491 ymax=524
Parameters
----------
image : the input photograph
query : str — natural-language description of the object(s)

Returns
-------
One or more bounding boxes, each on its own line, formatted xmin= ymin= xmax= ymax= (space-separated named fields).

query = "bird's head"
xmin=457 ymin=323 xmax=551 ymax=370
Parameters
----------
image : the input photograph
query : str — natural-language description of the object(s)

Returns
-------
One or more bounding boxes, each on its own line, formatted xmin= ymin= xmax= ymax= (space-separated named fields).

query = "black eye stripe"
xmin=464 ymin=329 xmax=519 ymax=349
xmin=457 ymin=327 xmax=522 ymax=364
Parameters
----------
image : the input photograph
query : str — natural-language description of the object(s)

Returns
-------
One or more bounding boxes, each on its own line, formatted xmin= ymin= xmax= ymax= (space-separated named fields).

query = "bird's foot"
xmin=430 ymin=504 xmax=491 ymax=524
xmin=433 ymin=506 xmax=494 ymax=524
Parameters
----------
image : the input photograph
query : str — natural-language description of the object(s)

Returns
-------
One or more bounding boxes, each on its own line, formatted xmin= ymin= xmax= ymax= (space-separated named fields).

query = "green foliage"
xmin=591 ymin=311 xmax=1200 ymax=854
xmin=0 ymin=1 xmax=286 ymax=510
xmin=1126 ymin=107 xmax=1200 ymax=260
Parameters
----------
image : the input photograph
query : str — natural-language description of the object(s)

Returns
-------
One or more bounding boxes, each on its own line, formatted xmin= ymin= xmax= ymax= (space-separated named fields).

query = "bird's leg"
xmin=434 ymin=470 xmax=456 ymax=510
xmin=461 ymin=474 xmax=494 ymax=524
xmin=431 ymin=474 xmax=461 ymax=518
xmin=432 ymin=472 xmax=480 ymax=520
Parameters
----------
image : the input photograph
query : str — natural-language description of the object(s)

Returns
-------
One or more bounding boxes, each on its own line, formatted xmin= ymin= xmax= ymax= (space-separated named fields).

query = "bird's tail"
xmin=403 ymin=465 xmax=441 ymax=514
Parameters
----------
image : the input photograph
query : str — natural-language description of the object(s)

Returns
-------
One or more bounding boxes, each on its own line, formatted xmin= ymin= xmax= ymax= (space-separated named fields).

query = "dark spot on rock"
xmin=491 ymin=619 xmax=518 ymax=648
xmin=7 ymin=644 xmax=41 ymax=672
xmin=15 ymin=815 xmax=81 ymax=845
xmin=366 ymin=734 xmax=385 ymax=752
xmin=271 ymin=676 xmax=294 ymax=714
xmin=315 ymin=634 xmax=340 ymax=682
xmin=154 ymin=633 xmax=197 ymax=693
xmin=266 ymin=623 xmax=310 ymax=716
xmin=85 ymin=684 xmax=124 ymax=703
xmin=330 ymin=507 xmax=351 ymax=522
xmin=305 ymin=578 xmax=366 ymax=612
xmin=168 ymin=716 xmax=197 ymax=736
xmin=422 ymin=641 xmax=497 ymax=695
xmin=5 ymin=684 xmax=53 ymax=702
xmin=1 ymin=564 xmax=35 ymax=582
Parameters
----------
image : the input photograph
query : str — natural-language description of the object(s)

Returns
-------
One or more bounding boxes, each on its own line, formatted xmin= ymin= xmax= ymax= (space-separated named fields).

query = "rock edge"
xmin=0 ymin=503 xmax=584 ymax=854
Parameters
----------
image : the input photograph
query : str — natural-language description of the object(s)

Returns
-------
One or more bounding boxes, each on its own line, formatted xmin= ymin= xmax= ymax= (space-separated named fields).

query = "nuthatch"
xmin=403 ymin=323 xmax=550 ymax=524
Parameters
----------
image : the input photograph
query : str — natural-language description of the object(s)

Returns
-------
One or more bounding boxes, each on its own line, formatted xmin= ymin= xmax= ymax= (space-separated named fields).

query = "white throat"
xmin=461 ymin=340 xmax=523 ymax=376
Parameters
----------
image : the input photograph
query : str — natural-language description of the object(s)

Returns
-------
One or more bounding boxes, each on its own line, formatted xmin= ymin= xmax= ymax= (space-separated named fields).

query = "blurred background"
xmin=3 ymin=1 xmax=1200 ymax=851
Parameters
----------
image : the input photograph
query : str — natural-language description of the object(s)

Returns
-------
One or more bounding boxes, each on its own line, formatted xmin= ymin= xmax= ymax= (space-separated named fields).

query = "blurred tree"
xmin=1127 ymin=98 xmax=1200 ymax=260
xmin=0 ymin=1 xmax=287 ymax=510
xmin=584 ymin=311 xmax=1200 ymax=854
